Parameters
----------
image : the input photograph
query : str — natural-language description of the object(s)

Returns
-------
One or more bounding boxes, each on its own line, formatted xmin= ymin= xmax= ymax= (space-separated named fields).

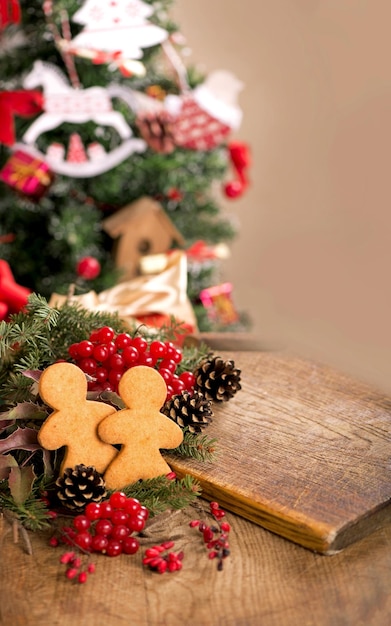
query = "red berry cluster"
xmin=68 ymin=326 xmax=196 ymax=400
xmin=59 ymin=551 xmax=96 ymax=584
xmin=190 ymin=502 xmax=231 ymax=571
xmin=50 ymin=491 xmax=149 ymax=582
xmin=142 ymin=540 xmax=184 ymax=574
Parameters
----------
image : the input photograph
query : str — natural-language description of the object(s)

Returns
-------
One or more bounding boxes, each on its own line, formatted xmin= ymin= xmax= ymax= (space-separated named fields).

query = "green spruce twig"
xmin=119 ymin=474 xmax=201 ymax=516
xmin=170 ymin=429 xmax=218 ymax=462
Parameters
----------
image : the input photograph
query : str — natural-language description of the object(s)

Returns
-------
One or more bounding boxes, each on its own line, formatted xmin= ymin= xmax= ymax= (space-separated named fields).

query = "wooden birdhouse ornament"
xmin=102 ymin=197 xmax=185 ymax=280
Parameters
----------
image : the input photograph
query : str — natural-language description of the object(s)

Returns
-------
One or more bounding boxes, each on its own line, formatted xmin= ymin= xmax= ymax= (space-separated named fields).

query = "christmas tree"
xmin=0 ymin=0 xmax=250 ymax=332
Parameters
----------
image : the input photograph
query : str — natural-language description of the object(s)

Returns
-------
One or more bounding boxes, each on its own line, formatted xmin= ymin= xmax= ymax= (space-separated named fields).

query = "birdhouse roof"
xmin=102 ymin=197 xmax=185 ymax=246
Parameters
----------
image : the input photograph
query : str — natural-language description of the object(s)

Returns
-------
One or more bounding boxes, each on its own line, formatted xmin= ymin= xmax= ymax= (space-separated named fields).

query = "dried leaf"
xmin=22 ymin=370 xmax=43 ymax=383
xmin=0 ymin=427 xmax=41 ymax=455
xmin=0 ymin=402 xmax=48 ymax=422
xmin=8 ymin=465 xmax=36 ymax=505
xmin=0 ymin=454 xmax=18 ymax=480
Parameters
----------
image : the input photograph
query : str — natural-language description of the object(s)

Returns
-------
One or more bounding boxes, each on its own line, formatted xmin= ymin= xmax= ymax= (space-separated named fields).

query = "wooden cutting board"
xmin=166 ymin=351 xmax=391 ymax=554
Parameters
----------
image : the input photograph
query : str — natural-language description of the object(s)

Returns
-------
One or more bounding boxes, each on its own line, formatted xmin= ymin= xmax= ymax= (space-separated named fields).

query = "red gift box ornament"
xmin=0 ymin=149 xmax=54 ymax=200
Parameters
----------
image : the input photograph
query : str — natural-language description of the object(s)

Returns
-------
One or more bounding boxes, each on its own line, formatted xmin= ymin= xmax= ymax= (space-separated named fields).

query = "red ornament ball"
xmin=76 ymin=256 xmax=101 ymax=280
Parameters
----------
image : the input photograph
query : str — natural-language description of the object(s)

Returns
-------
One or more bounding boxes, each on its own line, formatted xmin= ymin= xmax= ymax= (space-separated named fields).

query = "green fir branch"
xmin=119 ymin=474 xmax=201 ymax=516
xmin=0 ymin=489 xmax=51 ymax=532
xmin=170 ymin=429 xmax=218 ymax=462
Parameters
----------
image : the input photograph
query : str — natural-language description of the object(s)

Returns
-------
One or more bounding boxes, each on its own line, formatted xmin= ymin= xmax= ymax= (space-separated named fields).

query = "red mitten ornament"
xmin=224 ymin=141 xmax=251 ymax=199
xmin=0 ymin=259 xmax=31 ymax=319
xmin=0 ymin=0 xmax=21 ymax=29
xmin=0 ymin=90 xmax=43 ymax=147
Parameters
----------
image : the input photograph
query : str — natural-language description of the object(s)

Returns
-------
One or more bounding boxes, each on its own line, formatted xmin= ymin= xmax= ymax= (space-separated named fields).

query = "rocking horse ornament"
xmin=20 ymin=60 xmax=147 ymax=178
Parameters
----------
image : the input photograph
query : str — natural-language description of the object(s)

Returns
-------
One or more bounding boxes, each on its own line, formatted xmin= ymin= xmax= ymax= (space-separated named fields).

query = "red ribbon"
xmin=0 ymin=0 xmax=21 ymax=28
xmin=0 ymin=90 xmax=44 ymax=146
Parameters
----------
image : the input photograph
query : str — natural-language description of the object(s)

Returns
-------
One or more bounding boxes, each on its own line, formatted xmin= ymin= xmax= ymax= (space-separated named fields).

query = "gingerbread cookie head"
xmin=39 ymin=361 xmax=87 ymax=408
xmin=38 ymin=361 xmax=118 ymax=476
xmin=118 ymin=365 xmax=167 ymax=411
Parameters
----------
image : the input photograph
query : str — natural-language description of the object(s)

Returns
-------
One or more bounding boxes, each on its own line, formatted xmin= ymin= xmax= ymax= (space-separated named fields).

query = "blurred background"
xmin=173 ymin=0 xmax=391 ymax=392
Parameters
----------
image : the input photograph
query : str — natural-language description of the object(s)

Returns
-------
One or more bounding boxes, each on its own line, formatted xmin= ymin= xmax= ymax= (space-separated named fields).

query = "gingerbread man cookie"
xmin=98 ymin=365 xmax=184 ymax=490
xmin=38 ymin=362 xmax=118 ymax=476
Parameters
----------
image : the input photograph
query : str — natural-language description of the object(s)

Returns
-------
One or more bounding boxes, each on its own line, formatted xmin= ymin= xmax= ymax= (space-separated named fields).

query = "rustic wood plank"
xmin=167 ymin=351 xmax=391 ymax=554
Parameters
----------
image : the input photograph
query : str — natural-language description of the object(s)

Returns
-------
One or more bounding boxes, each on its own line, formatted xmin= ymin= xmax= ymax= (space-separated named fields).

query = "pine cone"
xmin=163 ymin=390 xmax=213 ymax=433
xmin=55 ymin=464 xmax=107 ymax=512
xmin=194 ymin=356 xmax=242 ymax=402
xmin=136 ymin=110 xmax=176 ymax=154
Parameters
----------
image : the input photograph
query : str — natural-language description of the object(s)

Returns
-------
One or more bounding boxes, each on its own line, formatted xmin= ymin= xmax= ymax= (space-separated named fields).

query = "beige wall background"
xmin=172 ymin=0 xmax=391 ymax=393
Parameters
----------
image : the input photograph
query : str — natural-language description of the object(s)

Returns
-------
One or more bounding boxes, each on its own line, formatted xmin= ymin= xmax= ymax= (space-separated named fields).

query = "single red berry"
xmin=95 ymin=519 xmax=113 ymax=537
xmin=74 ymin=531 xmax=93 ymax=551
xmin=109 ymin=353 xmax=125 ymax=371
xmin=78 ymin=571 xmax=88 ymax=584
xmin=106 ymin=539 xmax=123 ymax=557
xmin=220 ymin=522 xmax=231 ymax=533
xmin=49 ymin=536 xmax=59 ymax=547
xmin=122 ymin=345 xmax=140 ymax=366
xmin=106 ymin=341 xmax=116 ymax=355
xmin=159 ymin=359 xmax=177 ymax=373
xmin=149 ymin=341 xmax=167 ymax=359
xmin=76 ymin=256 xmax=101 ymax=280
xmin=111 ymin=524 xmax=130 ymax=541
xmin=138 ymin=505 xmax=149 ymax=520
xmin=96 ymin=326 xmax=115 ymax=344
xmin=131 ymin=336 xmax=147 ymax=353
xmin=157 ymin=560 xmax=168 ymax=574
xmin=179 ymin=371 xmax=196 ymax=390
xmin=78 ymin=357 xmax=97 ymax=375
xmin=68 ymin=343 xmax=80 ymax=360
xmin=91 ymin=534 xmax=109 ymax=553
xmin=95 ymin=366 xmax=109 ymax=383
xmin=73 ymin=515 xmax=91 ymax=532
xmin=115 ymin=333 xmax=132 ymax=350
xmin=122 ymin=536 xmax=139 ymax=555
xmin=137 ymin=353 xmax=155 ymax=367
xmin=171 ymin=375 xmax=186 ymax=395
xmin=158 ymin=368 xmax=173 ymax=384
xmin=127 ymin=514 xmax=146 ymax=533
xmin=109 ymin=491 xmax=128 ymax=509
xmin=60 ymin=551 xmax=75 ymax=564
xmin=124 ymin=498 xmax=141 ymax=515
xmin=93 ymin=344 xmax=109 ymax=362
xmin=111 ymin=510 xmax=129 ymax=525
xmin=77 ymin=340 xmax=94 ymax=357
xmin=87 ymin=563 xmax=96 ymax=574
xmin=66 ymin=567 xmax=79 ymax=580
xmin=108 ymin=369 xmax=122 ymax=388
xmin=99 ymin=501 xmax=113 ymax=518
xmin=189 ymin=520 xmax=200 ymax=528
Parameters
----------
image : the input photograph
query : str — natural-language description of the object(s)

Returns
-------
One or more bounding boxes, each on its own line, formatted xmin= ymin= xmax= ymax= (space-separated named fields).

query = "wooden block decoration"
xmin=102 ymin=196 xmax=185 ymax=280
xmin=99 ymin=366 xmax=183 ymax=490
xmin=165 ymin=351 xmax=391 ymax=554
xmin=38 ymin=362 xmax=117 ymax=476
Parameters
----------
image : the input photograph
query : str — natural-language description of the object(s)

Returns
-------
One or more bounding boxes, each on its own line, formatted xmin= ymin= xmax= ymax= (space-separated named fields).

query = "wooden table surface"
xmin=1 ymin=335 xmax=391 ymax=626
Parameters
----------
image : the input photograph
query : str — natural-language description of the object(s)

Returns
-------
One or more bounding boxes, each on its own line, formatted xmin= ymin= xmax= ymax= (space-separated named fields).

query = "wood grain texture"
xmin=167 ymin=351 xmax=391 ymax=554
xmin=2 ymin=507 xmax=391 ymax=626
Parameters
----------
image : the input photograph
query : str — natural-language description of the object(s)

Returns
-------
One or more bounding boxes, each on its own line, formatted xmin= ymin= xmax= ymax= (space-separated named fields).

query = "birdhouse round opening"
xmin=138 ymin=239 xmax=151 ymax=255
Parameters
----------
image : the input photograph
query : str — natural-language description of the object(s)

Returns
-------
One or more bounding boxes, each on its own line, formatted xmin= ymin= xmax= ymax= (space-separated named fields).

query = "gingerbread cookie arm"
xmin=157 ymin=415 xmax=184 ymax=450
